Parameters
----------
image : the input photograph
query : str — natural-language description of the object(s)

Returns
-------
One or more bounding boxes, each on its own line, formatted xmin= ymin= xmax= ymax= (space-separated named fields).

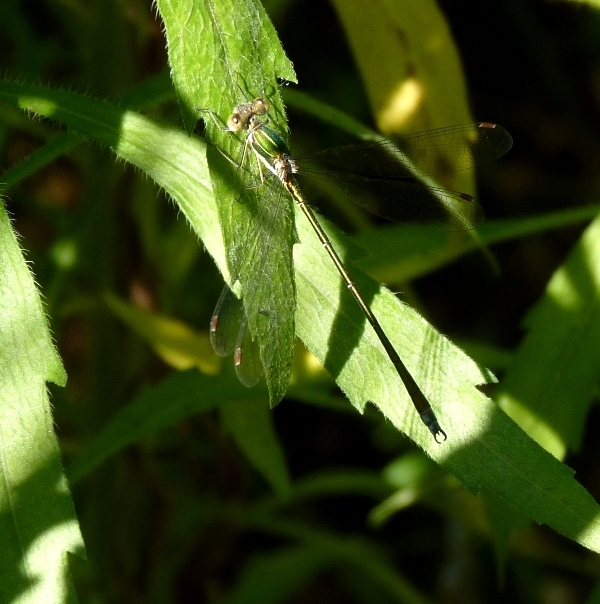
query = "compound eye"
xmin=227 ymin=113 xmax=242 ymax=132
xmin=254 ymin=98 xmax=269 ymax=115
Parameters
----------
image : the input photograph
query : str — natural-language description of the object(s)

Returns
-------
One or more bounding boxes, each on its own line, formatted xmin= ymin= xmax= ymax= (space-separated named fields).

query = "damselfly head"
xmin=250 ymin=97 xmax=269 ymax=116
xmin=227 ymin=97 xmax=270 ymax=132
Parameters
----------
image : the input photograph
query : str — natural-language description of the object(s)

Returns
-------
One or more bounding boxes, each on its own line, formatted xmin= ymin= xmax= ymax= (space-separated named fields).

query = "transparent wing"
xmin=209 ymin=284 xmax=263 ymax=387
xmin=294 ymin=122 xmax=512 ymax=230
xmin=234 ymin=315 xmax=263 ymax=387
xmin=297 ymin=122 xmax=512 ymax=176
xmin=210 ymin=284 xmax=244 ymax=357
xmin=298 ymin=171 xmax=483 ymax=230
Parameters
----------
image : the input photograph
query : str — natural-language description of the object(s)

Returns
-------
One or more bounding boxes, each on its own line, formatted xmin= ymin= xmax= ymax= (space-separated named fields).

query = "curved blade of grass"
xmin=0 ymin=81 xmax=225 ymax=274
xmin=220 ymin=397 xmax=292 ymax=500
xmin=68 ymin=364 xmax=291 ymax=498
xmin=0 ymin=72 xmax=177 ymax=190
xmin=217 ymin=546 xmax=332 ymax=604
xmin=193 ymin=502 xmax=438 ymax=604
xmin=332 ymin=0 xmax=472 ymax=130
xmin=356 ymin=205 xmax=600 ymax=283
xmin=3 ymin=82 xmax=600 ymax=551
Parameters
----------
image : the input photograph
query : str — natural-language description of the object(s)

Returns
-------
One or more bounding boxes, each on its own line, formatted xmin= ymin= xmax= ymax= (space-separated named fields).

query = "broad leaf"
xmin=2 ymin=82 xmax=600 ymax=552
xmin=158 ymin=0 xmax=298 ymax=404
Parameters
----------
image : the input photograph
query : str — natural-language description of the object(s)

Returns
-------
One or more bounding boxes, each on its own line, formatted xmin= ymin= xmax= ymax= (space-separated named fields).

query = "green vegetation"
xmin=2 ymin=0 xmax=600 ymax=602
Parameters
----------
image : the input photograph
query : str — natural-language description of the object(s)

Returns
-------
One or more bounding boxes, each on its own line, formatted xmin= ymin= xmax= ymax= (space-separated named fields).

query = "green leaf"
xmin=157 ymin=0 xmax=298 ymax=404
xmin=0 ymin=71 xmax=177 ymax=191
xmin=0 ymin=132 xmax=84 ymax=189
xmin=194 ymin=502 xmax=435 ymax=604
xmin=330 ymin=0 xmax=475 ymax=196
xmin=105 ymin=293 xmax=220 ymax=374
xmin=157 ymin=0 xmax=295 ymax=133
xmin=217 ymin=546 xmax=331 ymax=604
xmin=282 ymin=82 xmax=600 ymax=296
xmin=0 ymin=198 xmax=83 ymax=602
xmin=67 ymin=370 xmax=268 ymax=483
xmin=586 ymin=579 xmax=600 ymax=604
xmin=4 ymin=82 xmax=600 ymax=552
xmin=355 ymin=205 xmax=600 ymax=283
xmin=293 ymin=209 xmax=600 ymax=553
xmin=331 ymin=0 xmax=472 ymax=130
xmin=283 ymin=88 xmax=383 ymax=141
xmin=563 ymin=0 xmax=600 ymax=8
xmin=92 ymin=298 xmax=292 ymax=496
xmin=0 ymin=80 xmax=225 ymax=276
xmin=482 ymin=490 xmax=530 ymax=583
xmin=369 ymin=451 xmax=445 ymax=526
xmin=220 ymin=398 xmax=291 ymax=499
xmin=495 ymin=215 xmax=600 ymax=459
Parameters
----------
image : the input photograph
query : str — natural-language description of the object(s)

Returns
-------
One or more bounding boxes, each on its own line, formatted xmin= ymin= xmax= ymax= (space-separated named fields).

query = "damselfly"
xmin=208 ymin=96 xmax=512 ymax=442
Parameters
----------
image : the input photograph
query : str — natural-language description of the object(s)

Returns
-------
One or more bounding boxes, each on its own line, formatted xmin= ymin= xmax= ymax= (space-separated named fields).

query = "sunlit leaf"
xmin=0 ymin=198 xmax=83 ymax=603
xmin=496 ymin=215 xmax=600 ymax=459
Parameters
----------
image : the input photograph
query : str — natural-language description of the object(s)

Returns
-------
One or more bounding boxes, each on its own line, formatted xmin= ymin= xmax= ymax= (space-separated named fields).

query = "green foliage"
xmin=2 ymin=0 xmax=600 ymax=602
xmin=496 ymin=217 xmax=600 ymax=458
xmin=159 ymin=0 xmax=298 ymax=403
xmin=0 ymin=199 xmax=81 ymax=601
